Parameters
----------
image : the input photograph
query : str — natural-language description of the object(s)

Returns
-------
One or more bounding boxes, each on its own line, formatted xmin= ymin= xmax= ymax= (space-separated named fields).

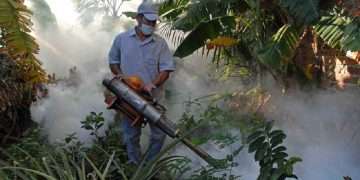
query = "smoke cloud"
xmin=30 ymin=0 xmax=139 ymax=143
xmin=262 ymin=81 xmax=360 ymax=179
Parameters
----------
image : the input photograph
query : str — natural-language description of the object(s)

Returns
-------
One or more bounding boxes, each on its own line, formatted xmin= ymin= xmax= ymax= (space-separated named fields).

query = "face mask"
xmin=140 ymin=23 xmax=155 ymax=36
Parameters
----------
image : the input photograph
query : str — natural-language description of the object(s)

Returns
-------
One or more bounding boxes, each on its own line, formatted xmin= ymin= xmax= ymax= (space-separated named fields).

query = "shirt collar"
xmin=128 ymin=28 xmax=136 ymax=37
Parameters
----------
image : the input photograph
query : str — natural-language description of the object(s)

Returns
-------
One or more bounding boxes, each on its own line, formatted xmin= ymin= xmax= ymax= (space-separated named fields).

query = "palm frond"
xmin=257 ymin=24 xmax=301 ymax=71
xmin=314 ymin=13 xmax=348 ymax=49
xmin=0 ymin=0 xmax=46 ymax=84
xmin=158 ymin=22 xmax=185 ymax=46
xmin=158 ymin=0 xmax=190 ymax=21
xmin=314 ymin=11 xmax=360 ymax=51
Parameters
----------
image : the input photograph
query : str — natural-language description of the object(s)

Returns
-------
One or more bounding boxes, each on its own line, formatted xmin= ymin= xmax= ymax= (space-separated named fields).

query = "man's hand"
xmin=143 ymin=83 xmax=156 ymax=93
xmin=152 ymin=71 xmax=170 ymax=88
xmin=110 ymin=64 xmax=123 ymax=78
xmin=114 ymin=74 xmax=124 ymax=79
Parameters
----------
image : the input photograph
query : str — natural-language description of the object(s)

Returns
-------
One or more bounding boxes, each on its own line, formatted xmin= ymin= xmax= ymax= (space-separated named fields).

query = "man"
xmin=108 ymin=2 xmax=175 ymax=165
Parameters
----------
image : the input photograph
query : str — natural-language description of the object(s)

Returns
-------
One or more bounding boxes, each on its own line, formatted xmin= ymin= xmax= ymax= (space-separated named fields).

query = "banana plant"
xmin=159 ymin=0 xmax=360 ymax=84
xmin=314 ymin=7 xmax=360 ymax=51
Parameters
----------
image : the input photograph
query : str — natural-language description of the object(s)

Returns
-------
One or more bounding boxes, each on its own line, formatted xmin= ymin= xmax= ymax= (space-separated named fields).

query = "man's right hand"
xmin=114 ymin=74 xmax=124 ymax=79
xmin=110 ymin=64 xmax=123 ymax=78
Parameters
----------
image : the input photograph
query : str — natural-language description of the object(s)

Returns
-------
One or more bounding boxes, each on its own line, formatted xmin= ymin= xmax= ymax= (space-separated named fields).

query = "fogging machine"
xmin=103 ymin=77 xmax=224 ymax=168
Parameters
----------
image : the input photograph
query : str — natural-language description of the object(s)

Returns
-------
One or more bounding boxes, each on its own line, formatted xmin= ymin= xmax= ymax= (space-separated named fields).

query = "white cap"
xmin=137 ymin=2 xmax=159 ymax=21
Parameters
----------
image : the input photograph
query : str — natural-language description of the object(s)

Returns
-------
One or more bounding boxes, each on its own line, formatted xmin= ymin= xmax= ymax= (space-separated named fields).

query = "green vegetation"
xmin=0 ymin=0 xmax=44 ymax=145
xmin=2 ymin=0 xmax=359 ymax=179
xmin=0 ymin=0 xmax=46 ymax=84
xmin=0 ymin=103 xmax=301 ymax=179
xmin=247 ymin=121 xmax=301 ymax=180
xmin=158 ymin=0 xmax=360 ymax=86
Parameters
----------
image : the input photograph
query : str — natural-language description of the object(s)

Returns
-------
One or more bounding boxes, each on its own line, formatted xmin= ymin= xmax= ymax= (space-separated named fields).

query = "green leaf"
xmin=0 ymin=167 xmax=57 ymax=180
xmin=258 ymin=165 xmax=272 ymax=180
xmin=287 ymin=157 xmax=302 ymax=165
xmin=273 ymin=133 xmax=287 ymax=140
xmin=247 ymin=130 xmax=263 ymax=143
xmin=341 ymin=21 xmax=360 ymax=51
xmin=257 ymin=24 xmax=300 ymax=71
xmin=270 ymin=168 xmax=284 ymax=180
xmin=0 ymin=0 xmax=45 ymax=84
xmin=42 ymin=157 xmax=55 ymax=177
xmin=248 ymin=136 xmax=265 ymax=153
xmin=269 ymin=130 xmax=283 ymax=138
xmin=273 ymin=152 xmax=288 ymax=159
xmin=315 ymin=13 xmax=360 ymax=51
xmin=255 ymin=143 xmax=268 ymax=161
xmin=159 ymin=0 xmax=189 ymax=21
xmin=286 ymin=174 xmax=299 ymax=179
xmin=270 ymin=133 xmax=286 ymax=147
xmin=285 ymin=163 xmax=294 ymax=175
xmin=271 ymin=131 xmax=286 ymax=140
xmin=81 ymin=125 xmax=93 ymax=130
xmin=314 ymin=14 xmax=348 ymax=49
xmin=101 ymin=152 xmax=115 ymax=179
xmin=263 ymin=155 xmax=272 ymax=164
xmin=174 ymin=16 xmax=236 ymax=58
xmin=273 ymin=146 xmax=287 ymax=153
xmin=273 ymin=158 xmax=285 ymax=166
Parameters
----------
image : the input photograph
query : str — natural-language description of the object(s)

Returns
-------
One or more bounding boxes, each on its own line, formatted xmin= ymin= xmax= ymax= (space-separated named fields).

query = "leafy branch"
xmin=0 ymin=0 xmax=46 ymax=84
xmin=247 ymin=121 xmax=302 ymax=180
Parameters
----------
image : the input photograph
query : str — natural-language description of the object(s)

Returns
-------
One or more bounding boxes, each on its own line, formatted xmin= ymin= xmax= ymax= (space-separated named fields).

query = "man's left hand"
xmin=143 ymin=83 xmax=156 ymax=93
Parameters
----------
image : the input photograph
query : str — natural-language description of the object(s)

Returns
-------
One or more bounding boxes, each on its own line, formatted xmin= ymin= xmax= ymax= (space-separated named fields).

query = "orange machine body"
xmin=104 ymin=76 xmax=152 ymax=127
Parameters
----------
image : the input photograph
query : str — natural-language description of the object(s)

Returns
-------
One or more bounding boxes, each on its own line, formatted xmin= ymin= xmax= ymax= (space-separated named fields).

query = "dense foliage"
xmin=157 ymin=0 xmax=360 ymax=86
xmin=4 ymin=0 xmax=360 ymax=179
xmin=0 ymin=54 xmax=33 ymax=145
xmin=0 ymin=0 xmax=46 ymax=84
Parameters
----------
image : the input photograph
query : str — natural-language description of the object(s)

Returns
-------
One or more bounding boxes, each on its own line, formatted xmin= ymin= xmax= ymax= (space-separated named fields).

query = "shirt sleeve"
xmin=108 ymin=35 xmax=121 ymax=64
xmin=159 ymin=40 xmax=176 ymax=72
